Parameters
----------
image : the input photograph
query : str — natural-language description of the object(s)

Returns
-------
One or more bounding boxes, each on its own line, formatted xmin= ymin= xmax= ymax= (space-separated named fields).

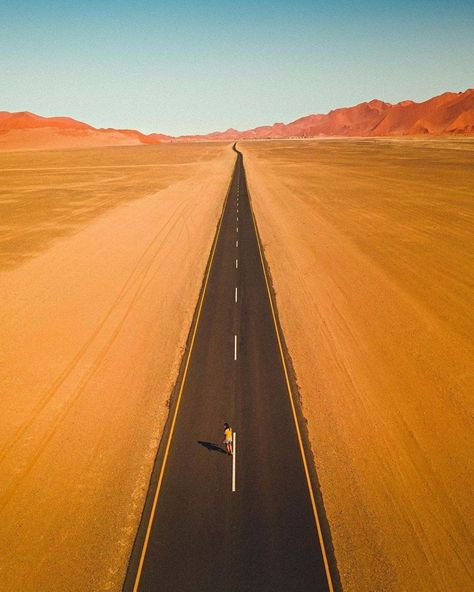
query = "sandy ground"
xmin=0 ymin=143 xmax=235 ymax=591
xmin=240 ymin=138 xmax=474 ymax=592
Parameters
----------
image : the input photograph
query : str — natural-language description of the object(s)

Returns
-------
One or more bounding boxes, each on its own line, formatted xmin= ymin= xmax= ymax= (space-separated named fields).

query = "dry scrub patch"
xmin=0 ymin=143 xmax=235 ymax=591
xmin=241 ymin=138 xmax=474 ymax=592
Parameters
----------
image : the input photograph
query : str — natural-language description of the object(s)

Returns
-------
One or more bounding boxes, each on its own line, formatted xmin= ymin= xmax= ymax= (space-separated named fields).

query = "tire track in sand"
xmin=0 ymin=195 xmax=192 ymax=504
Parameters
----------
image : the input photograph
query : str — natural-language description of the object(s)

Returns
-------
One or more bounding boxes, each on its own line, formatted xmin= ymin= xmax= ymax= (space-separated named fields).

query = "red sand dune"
xmin=0 ymin=112 xmax=173 ymax=151
xmin=187 ymin=89 xmax=474 ymax=140
xmin=0 ymin=111 xmax=93 ymax=131
xmin=101 ymin=128 xmax=172 ymax=144
xmin=0 ymin=89 xmax=473 ymax=150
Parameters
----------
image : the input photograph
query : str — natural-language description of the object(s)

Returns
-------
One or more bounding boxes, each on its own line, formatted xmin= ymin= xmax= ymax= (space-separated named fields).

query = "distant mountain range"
xmin=1 ymin=89 xmax=472 ymax=150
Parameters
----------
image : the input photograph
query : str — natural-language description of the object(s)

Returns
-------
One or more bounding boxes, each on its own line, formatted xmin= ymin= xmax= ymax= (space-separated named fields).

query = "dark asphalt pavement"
xmin=124 ymin=146 xmax=334 ymax=592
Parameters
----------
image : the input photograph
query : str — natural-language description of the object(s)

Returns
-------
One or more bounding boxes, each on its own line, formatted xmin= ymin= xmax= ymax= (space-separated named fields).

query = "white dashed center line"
xmin=235 ymin=287 xmax=238 ymax=303
xmin=234 ymin=335 xmax=238 ymax=360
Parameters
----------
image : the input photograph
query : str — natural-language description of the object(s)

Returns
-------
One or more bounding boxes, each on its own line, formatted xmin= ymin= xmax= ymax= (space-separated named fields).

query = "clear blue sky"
xmin=1 ymin=0 xmax=473 ymax=135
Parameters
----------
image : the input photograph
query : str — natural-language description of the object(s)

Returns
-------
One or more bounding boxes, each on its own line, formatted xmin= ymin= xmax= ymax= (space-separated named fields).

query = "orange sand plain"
xmin=241 ymin=139 xmax=474 ymax=592
xmin=0 ymin=143 xmax=235 ymax=591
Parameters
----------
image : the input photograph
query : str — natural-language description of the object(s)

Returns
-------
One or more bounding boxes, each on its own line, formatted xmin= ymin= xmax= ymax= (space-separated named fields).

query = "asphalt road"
xmin=124 ymin=146 xmax=335 ymax=592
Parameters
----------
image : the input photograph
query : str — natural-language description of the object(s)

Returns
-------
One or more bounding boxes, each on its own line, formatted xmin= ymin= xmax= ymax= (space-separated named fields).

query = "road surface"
xmin=124 ymin=146 xmax=336 ymax=592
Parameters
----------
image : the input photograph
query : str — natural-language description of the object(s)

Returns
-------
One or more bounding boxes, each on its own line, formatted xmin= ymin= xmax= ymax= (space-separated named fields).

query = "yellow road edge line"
xmin=248 ymin=185 xmax=335 ymax=592
xmin=132 ymin=167 xmax=234 ymax=592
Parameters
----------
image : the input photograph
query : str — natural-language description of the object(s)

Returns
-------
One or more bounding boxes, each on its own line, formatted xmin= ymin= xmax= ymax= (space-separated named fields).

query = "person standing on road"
xmin=223 ymin=423 xmax=233 ymax=456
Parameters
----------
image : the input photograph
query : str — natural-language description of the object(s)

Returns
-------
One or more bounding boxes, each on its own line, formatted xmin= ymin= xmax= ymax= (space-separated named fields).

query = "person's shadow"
xmin=197 ymin=441 xmax=227 ymax=454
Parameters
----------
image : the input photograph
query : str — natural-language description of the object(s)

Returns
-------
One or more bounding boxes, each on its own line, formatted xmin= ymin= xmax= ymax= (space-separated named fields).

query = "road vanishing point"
xmin=124 ymin=145 xmax=337 ymax=592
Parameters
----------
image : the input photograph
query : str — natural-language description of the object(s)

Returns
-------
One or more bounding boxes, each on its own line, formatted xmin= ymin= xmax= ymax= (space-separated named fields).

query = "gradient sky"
xmin=1 ymin=0 xmax=473 ymax=135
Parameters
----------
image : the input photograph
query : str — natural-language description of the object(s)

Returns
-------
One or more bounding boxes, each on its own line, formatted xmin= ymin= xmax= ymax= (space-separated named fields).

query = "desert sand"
xmin=240 ymin=138 xmax=474 ymax=591
xmin=0 ymin=143 xmax=235 ymax=591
